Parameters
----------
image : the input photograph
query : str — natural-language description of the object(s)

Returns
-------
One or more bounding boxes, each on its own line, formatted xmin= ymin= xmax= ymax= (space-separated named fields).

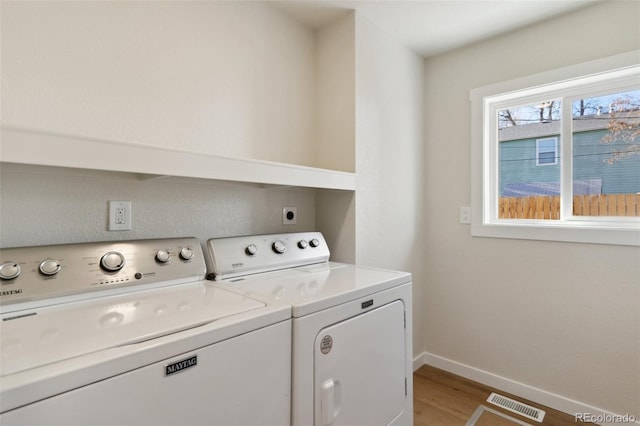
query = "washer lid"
xmin=223 ymin=262 xmax=411 ymax=317
xmin=0 ymin=282 xmax=265 ymax=376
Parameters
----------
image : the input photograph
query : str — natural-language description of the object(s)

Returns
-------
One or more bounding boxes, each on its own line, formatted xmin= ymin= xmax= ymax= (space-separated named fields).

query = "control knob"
xmin=245 ymin=244 xmax=258 ymax=256
xmin=179 ymin=247 xmax=195 ymax=261
xmin=100 ymin=251 xmax=125 ymax=272
xmin=309 ymin=238 xmax=320 ymax=248
xmin=0 ymin=262 xmax=21 ymax=280
xmin=156 ymin=250 xmax=171 ymax=263
xmin=39 ymin=259 xmax=61 ymax=276
xmin=297 ymin=240 xmax=308 ymax=249
xmin=272 ymin=240 xmax=287 ymax=254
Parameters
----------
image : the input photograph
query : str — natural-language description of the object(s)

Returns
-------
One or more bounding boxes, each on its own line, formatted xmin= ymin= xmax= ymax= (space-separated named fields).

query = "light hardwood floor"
xmin=413 ymin=365 xmax=589 ymax=425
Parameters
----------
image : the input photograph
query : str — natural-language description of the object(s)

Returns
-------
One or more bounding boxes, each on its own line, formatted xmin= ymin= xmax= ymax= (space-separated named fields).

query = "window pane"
xmin=572 ymin=90 xmax=640 ymax=217
xmin=538 ymin=151 xmax=556 ymax=165
xmin=497 ymin=100 xmax=561 ymax=220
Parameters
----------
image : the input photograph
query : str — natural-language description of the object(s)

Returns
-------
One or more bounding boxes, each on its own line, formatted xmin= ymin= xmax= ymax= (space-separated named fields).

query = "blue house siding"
xmin=572 ymin=129 xmax=639 ymax=194
xmin=499 ymin=137 xmax=559 ymax=197
xmin=499 ymin=129 xmax=640 ymax=196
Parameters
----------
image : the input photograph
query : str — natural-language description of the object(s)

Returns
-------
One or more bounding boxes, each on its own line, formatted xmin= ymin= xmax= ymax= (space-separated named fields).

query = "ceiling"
xmin=275 ymin=0 xmax=600 ymax=57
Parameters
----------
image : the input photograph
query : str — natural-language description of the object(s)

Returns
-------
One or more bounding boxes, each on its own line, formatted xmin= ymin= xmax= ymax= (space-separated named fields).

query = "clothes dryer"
xmin=206 ymin=232 xmax=413 ymax=426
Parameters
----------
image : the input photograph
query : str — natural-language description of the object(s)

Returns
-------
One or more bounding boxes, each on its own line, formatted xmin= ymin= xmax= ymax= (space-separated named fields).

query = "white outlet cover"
xmin=109 ymin=201 xmax=132 ymax=231
xmin=459 ymin=206 xmax=471 ymax=224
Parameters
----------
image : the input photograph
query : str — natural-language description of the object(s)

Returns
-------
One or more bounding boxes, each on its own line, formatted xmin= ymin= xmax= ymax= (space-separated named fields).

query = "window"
xmin=536 ymin=138 xmax=558 ymax=166
xmin=471 ymin=51 xmax=640 ymax=246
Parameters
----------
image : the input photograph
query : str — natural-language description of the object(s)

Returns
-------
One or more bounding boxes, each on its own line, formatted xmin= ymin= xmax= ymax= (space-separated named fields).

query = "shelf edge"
xmin=0 ymin=126 xmax=355 ymax=191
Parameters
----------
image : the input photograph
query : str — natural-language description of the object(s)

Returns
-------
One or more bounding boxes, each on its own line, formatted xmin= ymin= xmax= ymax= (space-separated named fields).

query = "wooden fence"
xmin=498 ymin=193 xmax=640 ymax=219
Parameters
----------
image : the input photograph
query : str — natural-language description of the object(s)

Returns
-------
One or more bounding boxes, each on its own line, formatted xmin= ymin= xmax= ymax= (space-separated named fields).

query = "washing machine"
xmin=206 ymin=232 xmax=413 ymax=426
xmin=0 ymin=237 xmax=291 ymax=426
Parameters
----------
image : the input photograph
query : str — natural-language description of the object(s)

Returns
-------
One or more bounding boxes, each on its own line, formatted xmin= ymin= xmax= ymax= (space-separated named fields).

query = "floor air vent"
xmin=486 ymin=392 xmax=546 ymax=422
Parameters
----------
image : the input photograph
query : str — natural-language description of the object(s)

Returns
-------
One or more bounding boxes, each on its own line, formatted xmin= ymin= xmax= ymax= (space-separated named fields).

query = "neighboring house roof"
xmin=498 ymin=113 xmax=639 ymax=142
xmin=503 ymin=179 xmax=602 ymax=196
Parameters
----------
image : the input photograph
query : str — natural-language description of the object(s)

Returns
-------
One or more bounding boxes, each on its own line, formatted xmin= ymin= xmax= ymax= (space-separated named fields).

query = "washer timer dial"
xmin=100 ymin=251 xmax=125 ymax=272
xmin=0 ymin=262 xmax=21 ymax=280
xmin=39 ymin=259 xmax=61 ymax=276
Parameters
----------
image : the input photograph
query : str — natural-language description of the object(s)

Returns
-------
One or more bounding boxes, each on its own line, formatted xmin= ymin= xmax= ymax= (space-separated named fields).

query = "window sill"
xmin=471 ymin=221 xmax=639 ymax=246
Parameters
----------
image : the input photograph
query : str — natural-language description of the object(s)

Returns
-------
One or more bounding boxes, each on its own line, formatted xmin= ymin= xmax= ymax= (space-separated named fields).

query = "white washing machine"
xmin=206 ymin=232 xmax=413 ymax=426
xmin=0 ymin=237 xmax=291 ymax=426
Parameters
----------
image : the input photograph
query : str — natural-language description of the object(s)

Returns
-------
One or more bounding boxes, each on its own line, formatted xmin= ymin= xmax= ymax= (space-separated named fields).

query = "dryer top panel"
xmin=206 ymin=232 xmax=330 ymax=281
xmin=216 ymin=262 xmax=411 ymax=317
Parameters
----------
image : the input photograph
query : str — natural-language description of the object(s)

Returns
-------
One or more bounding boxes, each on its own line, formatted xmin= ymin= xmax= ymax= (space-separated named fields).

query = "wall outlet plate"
xmin=459 ymin=206 xmax=471 ymax=224
xmin=109 ymin=201 xmax=132 ymax=231
xmin=283 ymin=207 xmax=297 ymax=225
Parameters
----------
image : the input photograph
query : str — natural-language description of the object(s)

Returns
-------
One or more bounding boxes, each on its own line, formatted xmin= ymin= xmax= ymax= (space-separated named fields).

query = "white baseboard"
xmin=412 ymin=352 xmax=426 ymax=372
xmin=413 ymin=352 xmax=639 ymax=426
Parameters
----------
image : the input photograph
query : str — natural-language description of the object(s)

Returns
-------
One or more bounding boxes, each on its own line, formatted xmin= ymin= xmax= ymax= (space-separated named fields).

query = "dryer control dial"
xmin=100 ymin=251 xmax=125 ymax=272
xmin=39 ymin=259 xmax=61 ymax=276
xmin=0 ymin=262 xmax=21 ymax=280
xmin=245 ymin=244 xmax=258 ymax=256
xmin=309 ymin=238 xmax=320 ymax=248
xmin=155 ymin=250 xmax=171 ymax=263
xmin=272 ymin=240 xmax=287 ymax=254
xmin=179 ymin=247 xmax=195 ymax=261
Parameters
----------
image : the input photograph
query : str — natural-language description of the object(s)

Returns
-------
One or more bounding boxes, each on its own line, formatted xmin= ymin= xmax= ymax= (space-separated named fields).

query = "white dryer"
xmin=206 ymin=232 xmax=413 ymax=426
xmin=0 ymin=237 xmax=291 ymax=426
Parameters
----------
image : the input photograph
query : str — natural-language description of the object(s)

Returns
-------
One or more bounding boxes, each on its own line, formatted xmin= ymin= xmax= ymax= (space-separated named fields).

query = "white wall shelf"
xmin=0 ymin=126 xmax=355 ymax=191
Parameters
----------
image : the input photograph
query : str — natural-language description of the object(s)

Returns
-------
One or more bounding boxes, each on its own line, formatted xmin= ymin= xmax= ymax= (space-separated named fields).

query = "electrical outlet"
xmin=115 ymin=207 xmax=126 ymax=225
xmin=459 ymin=206 xmax=471 ymax=224
xmin=109 ymin=201 xmax=132 ymax=231
xmin=283 ymin=207 xmax=297 ymax=225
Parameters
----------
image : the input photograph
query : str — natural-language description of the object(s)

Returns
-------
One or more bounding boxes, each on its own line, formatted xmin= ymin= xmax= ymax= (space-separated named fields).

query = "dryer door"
xmin=314 ymin=300 xmax=406 ymax=426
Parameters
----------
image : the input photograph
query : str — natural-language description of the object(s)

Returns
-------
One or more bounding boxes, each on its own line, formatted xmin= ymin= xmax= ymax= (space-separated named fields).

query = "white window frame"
xmin=535 ymin=137 xmax=558 ymax=166
xmin=470 ymin=50 xmax=640 ymax=246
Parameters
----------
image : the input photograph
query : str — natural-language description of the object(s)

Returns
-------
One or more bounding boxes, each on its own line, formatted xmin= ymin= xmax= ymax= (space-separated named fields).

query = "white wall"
xmin=423 ymin=0 xmax=640 ymax=418
xmin=354 ymin=15 xmax=426 ymax=358
xmin=1 ymin=1 xmax=316 ymax=167
xmin=316 ymin=12 xmax=355 ymax=173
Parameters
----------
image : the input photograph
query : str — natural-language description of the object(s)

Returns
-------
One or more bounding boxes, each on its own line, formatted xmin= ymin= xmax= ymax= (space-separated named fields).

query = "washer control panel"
xmin=206 ymin=232 xmax=330 ymax=280
xmin=0 ymin=237 xmax=205 ymax=313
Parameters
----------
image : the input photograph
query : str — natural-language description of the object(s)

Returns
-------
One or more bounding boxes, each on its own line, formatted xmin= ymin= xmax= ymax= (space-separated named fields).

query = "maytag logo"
xmin=0 ymin=289 xmax=23 ymax=297
xmin=165 ymin=355 xmax=197 ymax=376
xmin=361 ymin=299 xmax=374 ymax=309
